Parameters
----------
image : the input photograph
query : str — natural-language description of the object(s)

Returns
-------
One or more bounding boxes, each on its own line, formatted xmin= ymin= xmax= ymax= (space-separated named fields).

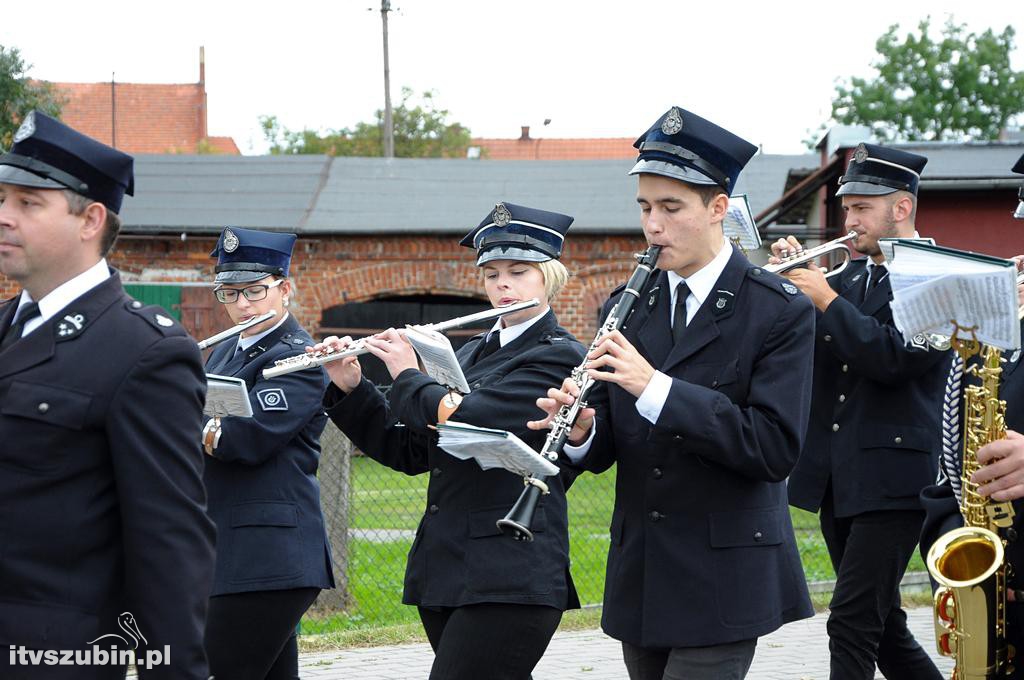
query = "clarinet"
xmin=496 ymin=245 xmax=662 ymax=541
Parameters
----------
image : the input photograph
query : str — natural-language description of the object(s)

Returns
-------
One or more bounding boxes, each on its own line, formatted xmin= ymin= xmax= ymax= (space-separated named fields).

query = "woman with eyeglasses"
xmin=201 ymin=226 xmax=334 ymax=680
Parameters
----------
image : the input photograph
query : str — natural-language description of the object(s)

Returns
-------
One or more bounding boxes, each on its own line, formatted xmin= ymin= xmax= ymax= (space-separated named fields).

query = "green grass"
xmin=303 ymin=457 xmax=929 ymax=643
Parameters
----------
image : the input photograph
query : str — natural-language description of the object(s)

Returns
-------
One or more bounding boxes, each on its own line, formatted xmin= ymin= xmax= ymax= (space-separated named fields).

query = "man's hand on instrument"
xmin=784 ymin=264 xmax=837 ymax=312
xmin=584 ymin=330 xmax=655 ymax=398
xmin=364 ymin=328 xmax=420 ymax=380
xmin=973 ymin=430 xmax=1024 ymax=502
xmin=309 ymin=336 xmax=362 ymax=393
xmin=527 ymin=377 xmax=595 ymax=445
xmin=768 ymin=235 xmax=804 ymax=264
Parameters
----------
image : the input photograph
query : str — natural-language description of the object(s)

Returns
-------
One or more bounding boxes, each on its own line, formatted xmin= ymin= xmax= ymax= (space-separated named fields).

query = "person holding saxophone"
xmin=919 ymin=152 xmax=1024 ymax=679
xmin=530 ymin=106 xmax=816 ymax=680
xmin=315 ymin=204 xmax=585 ymax=680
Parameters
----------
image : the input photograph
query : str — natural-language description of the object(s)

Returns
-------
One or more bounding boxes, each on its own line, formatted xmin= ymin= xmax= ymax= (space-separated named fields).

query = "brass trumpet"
xmin=764 ymin=231 xmax=857 ymax=279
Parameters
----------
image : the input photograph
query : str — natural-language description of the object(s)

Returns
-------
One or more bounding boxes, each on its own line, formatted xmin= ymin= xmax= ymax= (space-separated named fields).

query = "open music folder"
xmin=888 ymin=241 xmax=1021 ymax=351
xmin=204 ymin=374 xmax=253 ymax=418
xmin=724 ymin=194 xmax=761 ymax=252
xmin=436 ymin=421 xmax=560 ymax=478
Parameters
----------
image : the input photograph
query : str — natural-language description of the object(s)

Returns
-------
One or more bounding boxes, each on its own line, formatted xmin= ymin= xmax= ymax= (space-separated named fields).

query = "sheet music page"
xmin=404 ymin=326 xmax=472 ymax=394
xmin=724 ymin=194 xmax=761 ymax=251
xmin=436 ymin=421 xmax=559 ymax=478
xmin=890 ymin=260 xmax=1020 ymax=351
xmin=879 ymin=237 xmax=935 ymax=264
xmin=204 ymin=374 xmax=253 ymax=417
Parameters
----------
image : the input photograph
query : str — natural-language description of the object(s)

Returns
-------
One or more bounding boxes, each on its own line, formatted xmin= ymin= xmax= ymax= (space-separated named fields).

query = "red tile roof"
xmin=472 ymin=137 xmax=636 ymax=160
xmin=50 ymin=81 xmax=239 ymax=155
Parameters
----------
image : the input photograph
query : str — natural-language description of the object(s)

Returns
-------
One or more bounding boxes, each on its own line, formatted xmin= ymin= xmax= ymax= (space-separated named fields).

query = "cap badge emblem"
xmin=13 ymin=112 xmax=35 ymax=143
xmin=223 ymin=229 xmax=240 ymax=253
xmin=492 ymin=203 xmax=512 ymax=227
xmin=661 ymin=107 xmax=683 ymax=135
xmin=853 ymin=143 xmax=869 ymax=164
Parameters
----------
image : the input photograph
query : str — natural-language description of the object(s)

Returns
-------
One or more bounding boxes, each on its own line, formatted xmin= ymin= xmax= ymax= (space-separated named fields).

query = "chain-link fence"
xmin=302 ymin=422 xmax=930 ymax=635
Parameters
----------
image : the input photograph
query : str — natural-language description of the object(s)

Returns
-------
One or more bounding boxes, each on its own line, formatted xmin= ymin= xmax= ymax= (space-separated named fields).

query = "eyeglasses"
xmin=214 ymin=279 xmax=284 ymax=304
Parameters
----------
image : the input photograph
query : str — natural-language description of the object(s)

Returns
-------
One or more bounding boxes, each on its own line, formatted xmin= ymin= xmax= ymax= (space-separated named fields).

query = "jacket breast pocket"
xmin=228 ymin=501 xmax=303 ymax=584
xmin=681 ymin=359 xmax=739 ymax=391
xmin=0 ymin=380 xmax=94 ymax=473
xmin=465 ymin=504 xmax=550 ymax=596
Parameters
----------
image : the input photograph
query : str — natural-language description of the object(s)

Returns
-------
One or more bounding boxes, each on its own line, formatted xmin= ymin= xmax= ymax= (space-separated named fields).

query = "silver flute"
xmin=262 ymin=298 xmax=541 ymax=379
xmin=197 ymin=311 xmax=277 ymax=350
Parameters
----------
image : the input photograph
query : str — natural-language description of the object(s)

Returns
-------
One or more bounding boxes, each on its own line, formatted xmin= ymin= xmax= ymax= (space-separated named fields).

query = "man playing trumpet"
xmin=780 ymin=144 xmax=946 ymax=680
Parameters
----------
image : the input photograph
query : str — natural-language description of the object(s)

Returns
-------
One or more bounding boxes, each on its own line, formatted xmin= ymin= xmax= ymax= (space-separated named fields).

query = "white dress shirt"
xmin=482 ymin=305 xmax=550 ymax=348
xmin=565 ymin=241 xmax=735 ymax=462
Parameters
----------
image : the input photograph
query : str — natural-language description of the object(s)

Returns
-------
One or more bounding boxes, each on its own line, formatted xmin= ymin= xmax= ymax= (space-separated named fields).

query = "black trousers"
xmin=205 ymin=587 xmax=320 ymax=680
xmin=418 ymin=603 xmax=562 ymax=680
xmin=621 ymin=638 xmax=757 ymax=680
xmin=820 ymin=493 xmax=942 ymax=680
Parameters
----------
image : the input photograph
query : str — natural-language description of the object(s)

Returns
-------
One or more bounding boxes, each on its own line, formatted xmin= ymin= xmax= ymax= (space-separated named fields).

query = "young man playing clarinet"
xmin=531 ymin=106 xmax=816 ymax=680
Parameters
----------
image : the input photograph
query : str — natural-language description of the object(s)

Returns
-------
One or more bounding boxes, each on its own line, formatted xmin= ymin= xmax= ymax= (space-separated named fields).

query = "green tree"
xmin=0 ymin=45 xmax=64 ymax=149
xmin=260 ymin=87 xmax=472 ymax=157
xmin=828 ymin=17 xmax=1024 ymax=143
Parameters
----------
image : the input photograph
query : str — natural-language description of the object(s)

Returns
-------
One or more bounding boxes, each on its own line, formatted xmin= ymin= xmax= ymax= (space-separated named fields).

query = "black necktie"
xmin=865 ymin=264 xmax=886 ymax=296
xmin=672 ymin=282 xmax=689 ymax=345
xmin=477 ymin=332 xmax=501 ymax=361
xmin=1 ymin=301 xmax=41 ymax=351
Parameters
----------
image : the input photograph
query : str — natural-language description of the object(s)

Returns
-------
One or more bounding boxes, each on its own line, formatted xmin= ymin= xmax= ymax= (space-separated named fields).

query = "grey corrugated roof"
xmin=119 ymin=144 xmax=1021 ymax=235
xmin=121 ymin=153 xmax=815 ymax=235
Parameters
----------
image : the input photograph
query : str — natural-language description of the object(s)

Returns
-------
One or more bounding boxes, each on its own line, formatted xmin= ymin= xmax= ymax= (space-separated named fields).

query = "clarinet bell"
xmin=496 ymin=478 xmax=549 ymax=542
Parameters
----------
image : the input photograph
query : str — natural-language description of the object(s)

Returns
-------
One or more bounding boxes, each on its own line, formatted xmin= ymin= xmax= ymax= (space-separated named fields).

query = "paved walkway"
xmin=298 ymin=606 xmax=953 ymax=679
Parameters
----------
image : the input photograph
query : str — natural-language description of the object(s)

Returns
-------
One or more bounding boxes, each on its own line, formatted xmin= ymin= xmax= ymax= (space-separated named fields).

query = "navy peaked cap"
xmin=211 ymin=227 xmax=297 ymax=285
xmin=460 ymin=202 xmax=573 ymax=266
xmin=0 ymin=111 xmax=134 ymax=213
xmin=837 ymin=143 xmax=928 ymax=197
xmin=629 ymin=106 xmax=757 ymax=192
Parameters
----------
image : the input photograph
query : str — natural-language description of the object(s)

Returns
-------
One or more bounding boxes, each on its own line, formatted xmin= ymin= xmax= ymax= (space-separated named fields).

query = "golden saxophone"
xmin=926 ymin=332 xmax=1016 ymax=679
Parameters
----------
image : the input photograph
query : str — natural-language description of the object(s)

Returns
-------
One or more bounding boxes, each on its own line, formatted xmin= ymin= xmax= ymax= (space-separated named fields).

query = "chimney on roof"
xmin=520 ymin=126 xmax=531 ymax=140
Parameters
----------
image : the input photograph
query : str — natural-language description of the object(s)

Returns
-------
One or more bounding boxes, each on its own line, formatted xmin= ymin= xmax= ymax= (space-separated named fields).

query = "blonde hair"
xmin=532 ymin=259 xmax=570 ymax=302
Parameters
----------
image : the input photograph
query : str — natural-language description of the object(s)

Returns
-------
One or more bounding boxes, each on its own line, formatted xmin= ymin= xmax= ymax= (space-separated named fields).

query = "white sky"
xmin=8 ymin=0 xmax=1024 ymax=155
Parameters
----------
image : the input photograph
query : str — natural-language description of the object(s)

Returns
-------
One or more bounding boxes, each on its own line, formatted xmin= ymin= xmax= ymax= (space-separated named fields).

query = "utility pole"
xmin=381 ymin=0 xmax=395 ymax=158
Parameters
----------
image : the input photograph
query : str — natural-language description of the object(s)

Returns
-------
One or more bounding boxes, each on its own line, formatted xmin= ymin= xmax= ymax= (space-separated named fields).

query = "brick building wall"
xmin=0 ymin=233 xmax=648 ymax=342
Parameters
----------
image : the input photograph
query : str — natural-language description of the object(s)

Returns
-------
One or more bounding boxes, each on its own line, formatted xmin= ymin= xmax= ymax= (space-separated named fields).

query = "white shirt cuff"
xmin=563 ymin=419 xmax=598 ymax=463
xmin=636 ymin=371 xmax=672 ymax=425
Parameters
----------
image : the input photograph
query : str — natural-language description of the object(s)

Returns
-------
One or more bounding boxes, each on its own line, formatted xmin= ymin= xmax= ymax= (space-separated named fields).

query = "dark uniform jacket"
xmin=920 ymin=320 xmax=1024 ymax=677
xmin=0 ymin=271 xmax=215 ymax=680
xmin=325 ymin=309 xmax=585 ymax=611
xmin=203 ymin=313 xmax=334 ymax=596
xmin=787 ymin=259 xmax=951 ymax=518
xmin=572 ymin=247 xmax=816 ymax=648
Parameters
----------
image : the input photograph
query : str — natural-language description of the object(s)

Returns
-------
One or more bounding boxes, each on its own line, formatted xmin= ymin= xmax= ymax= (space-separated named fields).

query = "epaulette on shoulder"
xmin=280 ymin=331 xmax=311 ymax=348
xmin=745 ymin=266 xmax=803 ymax=301
xmin=124 ymin=299 xmax=187 ymax=336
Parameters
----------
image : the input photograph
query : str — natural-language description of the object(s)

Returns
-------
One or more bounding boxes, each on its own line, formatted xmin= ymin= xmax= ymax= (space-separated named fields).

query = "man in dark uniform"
xmin=0 ymin=111 xmax=215 ymax=679
xmin=531 ymin=107 xmax=816 ymax=680
xmin=920 ymin=152 xmax=1024 ymax=678
xmin=201 ymin=227 xmax=334 ymax=680
xmin=779 ymin=144 xmax=947 ymax=679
